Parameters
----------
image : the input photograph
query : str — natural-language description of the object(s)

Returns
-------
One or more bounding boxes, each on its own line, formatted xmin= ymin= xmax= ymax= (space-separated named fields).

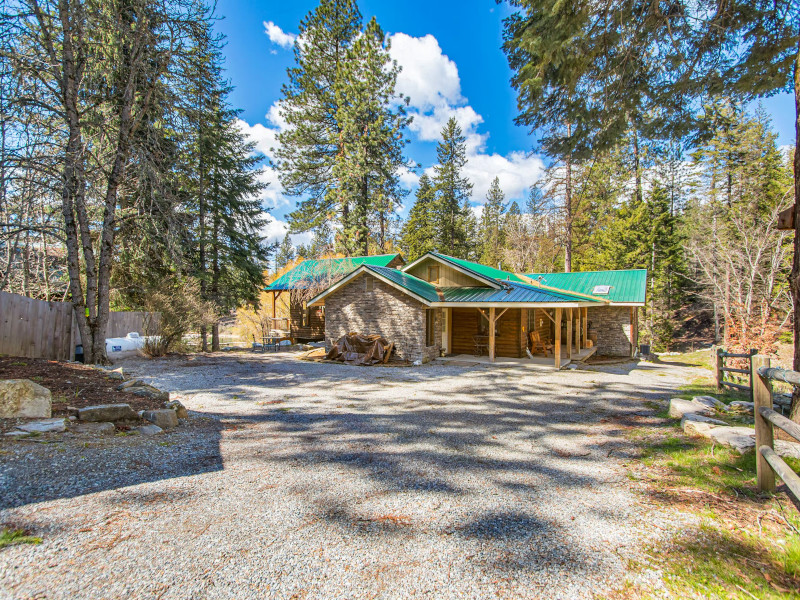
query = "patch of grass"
xmin=0 ymin=528 xmax=42 ymax=549
xmin=9 ymin=361 xmax=27 ymax=366
xmin=626 ymin=424 xmax=800 ymax=598
xmin=676 ymin=376 xmax=749 ymax=406
xmin=659 ymin=520 xmax=800 ymax=599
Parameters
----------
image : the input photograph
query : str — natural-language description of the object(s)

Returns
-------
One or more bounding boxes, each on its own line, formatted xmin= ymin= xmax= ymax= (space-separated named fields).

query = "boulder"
xmin=728 ymin=401 xmax=754 ymax=413
xmin=129 ymin=386 xmax=169 ymax=402
xmin=682 ymin=419 xmax=718 ymax=437
xmin=142 ymin=409 xmax=178 ymax=429
xmin=77 ymin=403 xmax=137 ymax=422
xmin=4 ymin=430 xmax=34 ymax=438
xmin=775 ymin=440 xmax=800 ymax=460
xmin=134 ymin=424 xmax=163 ymax=435
xmin=107 ymin=368 xmax=124 ymax=381
xmin=116 ymin=379 xmax=142 ymax=391
xmin=693 ymin=395 xmax=727 ymax=411
xmin=680 ymin=413 xmax=726 ymax=436
xmin=0 ymin=379 xmax=52 ymax=419
xmin=707 ymin=426 xmax=757 ymax=454
xmin=71 ymin=422 xmax=115 ymax=435
xmin=16 ymin=418 xmax=67 ymax=433
xmin=668 ymin=398 xmax=713 ymax=419
xmin=164 ymin=400 xmax=188 ymax=419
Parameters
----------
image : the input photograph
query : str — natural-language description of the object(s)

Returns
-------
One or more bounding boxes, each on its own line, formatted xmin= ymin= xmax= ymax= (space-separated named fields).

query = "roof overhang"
xmin=308 ymin=265 xmax=434 ymax=308
xmin=402 ymin=253 xmax=502 ymax=289
xmin=433 ymin=301 xmax=599 ymax=308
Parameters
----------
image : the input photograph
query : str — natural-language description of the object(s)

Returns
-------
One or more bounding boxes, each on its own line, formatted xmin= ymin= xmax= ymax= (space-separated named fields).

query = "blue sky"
xmin=216 ymin=0 xmax=797 ymax=245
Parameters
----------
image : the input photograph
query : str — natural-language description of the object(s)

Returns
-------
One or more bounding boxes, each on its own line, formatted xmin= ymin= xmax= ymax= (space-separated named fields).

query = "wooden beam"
xmin=575 ymin=308 xmax=581 ymax=352
xmin=582 ymin=307 xmax=587 ymax=346
xmin=495 ymin=307 xmax=509 ymax=322
xmin=554 ymin=307 xmax=562 ymax=369
xmin=752 ymin=355 xmax=775 ymax=492
xmin=566 ymin=308 xmax=573 ymax=360
xmin=489 ymin=307 xmax=496 ymax=362
xmin=541 ymin=308 xmax=556 ymax=324
xmin=271 ymin=291 xmax=277 ymax=319
xmin=778 ymin=204 xmax=795 ymax=230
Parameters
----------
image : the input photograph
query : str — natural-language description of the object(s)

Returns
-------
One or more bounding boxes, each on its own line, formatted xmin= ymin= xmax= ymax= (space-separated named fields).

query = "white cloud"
xmin=260 ymin=216 xmax=313 ymax=248
xmin=465 ymin=151 xmax=546 ymax=204
xmin=397 ymin=166 xmax=420 ymax=189
xmin=263 ymin=21 xmax=296 ymax=49
xmin=389 ymin=32 xmax=543 ymax=205
xmin=390 ymin=33 xmax=462 ymax=107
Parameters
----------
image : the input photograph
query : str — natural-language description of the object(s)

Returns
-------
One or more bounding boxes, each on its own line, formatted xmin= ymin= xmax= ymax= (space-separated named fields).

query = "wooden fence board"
xmin=0 ymin=290 xmax=157 ymax=361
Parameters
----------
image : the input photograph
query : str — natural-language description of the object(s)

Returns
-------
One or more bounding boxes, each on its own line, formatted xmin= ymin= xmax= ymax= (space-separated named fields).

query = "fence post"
xmin=752 ymin=354 xmax=775 ymax=492
xmin=715 ymin=347 xmax=723 ymax=391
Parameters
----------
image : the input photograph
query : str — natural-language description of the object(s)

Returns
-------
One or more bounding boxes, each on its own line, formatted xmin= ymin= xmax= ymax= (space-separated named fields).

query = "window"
xmin=428 ymin=265 xmax=440 ymax=284
xmin=365 ymin=276 xmax=374 ymax=292
xmin=425 ymin=309 xmax=436 ymax=346
xmin=592 ymin=285 xmax=611 ymax=295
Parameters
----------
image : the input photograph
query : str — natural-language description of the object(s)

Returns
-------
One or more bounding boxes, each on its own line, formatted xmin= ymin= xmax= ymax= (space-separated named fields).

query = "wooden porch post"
xmin=489 ymin=307 xmax=496 ymax=362
xmin=566 ymin=308 xmax=573 ymax=360
xmin=554 ymin=307 xmax=562 ymax=368
xmin=575 ymin=308 xmax=581 ymax=352
xmin=582 ymin=307 xmax=588 ymax=346
xmin=271 ymin=291 xmax=277 ymax=319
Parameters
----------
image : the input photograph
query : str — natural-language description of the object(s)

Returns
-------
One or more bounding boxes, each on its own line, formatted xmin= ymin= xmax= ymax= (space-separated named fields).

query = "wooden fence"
xmin=751 ymin=356 xmax=800 ymax=502
xmin=0 ymin=290 xmax=157 ymax=361
xmin=715 ymin=347 xmax=757 ymax=397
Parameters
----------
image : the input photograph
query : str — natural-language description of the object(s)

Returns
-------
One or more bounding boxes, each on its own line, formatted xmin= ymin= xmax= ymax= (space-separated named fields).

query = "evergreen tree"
xmin=277 ymin=0 xmax=362 ymax=237
xmin=432 ymin=118 xmax=474 ymax=258
xmin=275 ymin=234 xmax=296 ymax=270
xmin=400 ymin=174 xmax=437 ymax=260
xmin=479 ymin=177 xmax=507 ymax=268
xmin=332 ymin=16 xmax=410 ymax=255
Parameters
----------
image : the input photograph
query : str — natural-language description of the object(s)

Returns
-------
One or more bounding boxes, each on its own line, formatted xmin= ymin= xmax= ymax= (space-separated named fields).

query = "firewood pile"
xmin=324 ymin=333 xmax=395 ymax=366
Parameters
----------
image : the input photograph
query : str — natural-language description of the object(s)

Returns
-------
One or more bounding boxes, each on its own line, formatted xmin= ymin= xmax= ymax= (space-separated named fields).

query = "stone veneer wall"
xmin=324 ymin=273 xmax=441 ymax=362
xmin=586 ymin=306 xmax=633 ymax=357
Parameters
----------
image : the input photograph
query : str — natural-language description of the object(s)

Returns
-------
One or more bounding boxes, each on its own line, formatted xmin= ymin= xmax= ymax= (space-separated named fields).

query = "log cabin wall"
xmin=289 ymin=299 xmax=325 ymax=341
xmin=450 ymin=307 xmax=524 ymax=358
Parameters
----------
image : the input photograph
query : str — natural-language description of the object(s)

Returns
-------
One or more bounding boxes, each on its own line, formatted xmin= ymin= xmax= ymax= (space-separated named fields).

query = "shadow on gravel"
xmin=0 ymin=419 xmax=224 ymax=510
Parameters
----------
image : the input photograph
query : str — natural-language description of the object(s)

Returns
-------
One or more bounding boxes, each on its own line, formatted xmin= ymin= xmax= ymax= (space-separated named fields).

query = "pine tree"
xmin=277 ymin=0 xmax=362 ymax=236
xmin=400 ymin=174 xmax=437 ymax=260
xmin=479 ymin=177 xmax=507 ymax=268
xmin=433 ymin=118 xmax=474 ymax=258
xmin=275 ymin=234 xmax=296 ymax=270
xmin=332 ymin=16 xmax=410 ymax=255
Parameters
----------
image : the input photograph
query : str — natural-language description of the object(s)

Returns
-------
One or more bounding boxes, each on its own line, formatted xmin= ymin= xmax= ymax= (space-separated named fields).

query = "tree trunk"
xmin=564 ymin=124 xmax=573 ymax=273
xmin=790 ymin=38 xmax=800 ymax=423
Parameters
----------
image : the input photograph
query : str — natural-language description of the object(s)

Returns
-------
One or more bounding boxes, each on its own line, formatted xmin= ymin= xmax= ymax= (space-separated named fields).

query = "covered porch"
xmin=441 ymin=305 xmax=596 ymax=369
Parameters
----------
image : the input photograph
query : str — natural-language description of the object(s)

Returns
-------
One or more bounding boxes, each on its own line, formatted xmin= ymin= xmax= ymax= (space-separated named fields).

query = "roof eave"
xmin=401 ymin=253 xmax=502 ymax=289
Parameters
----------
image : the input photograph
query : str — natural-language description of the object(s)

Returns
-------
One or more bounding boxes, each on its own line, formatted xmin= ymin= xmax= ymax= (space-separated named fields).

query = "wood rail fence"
xmin=751 ymin=356 xmax=800 ymax=502
xmin=0 ymin=290 xmax=156 ymax=361
xmin=715 ymin=347 xmax=757 ymax=398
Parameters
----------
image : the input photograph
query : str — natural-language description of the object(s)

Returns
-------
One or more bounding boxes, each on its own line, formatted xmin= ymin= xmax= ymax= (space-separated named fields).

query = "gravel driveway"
xmin=1 ymin=353 xmax=703 ymax=599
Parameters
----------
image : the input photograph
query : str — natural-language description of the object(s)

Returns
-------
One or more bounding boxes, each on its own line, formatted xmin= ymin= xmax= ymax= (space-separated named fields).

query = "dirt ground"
xmin=0 ymin=356 xmax=166 ymax=418
xmin=1 ymin=352 xmax=706 ymax=599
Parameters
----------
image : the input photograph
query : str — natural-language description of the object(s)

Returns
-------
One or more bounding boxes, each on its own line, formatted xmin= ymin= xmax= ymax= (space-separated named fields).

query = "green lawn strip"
xmin=0 ymin=528 xmax=42 ymax=549
xmin=623 ymin=420 xmax=800 ymax=598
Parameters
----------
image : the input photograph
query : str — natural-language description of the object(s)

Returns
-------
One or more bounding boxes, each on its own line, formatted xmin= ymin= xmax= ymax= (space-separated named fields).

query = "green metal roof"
xmin=266 ymin=254 xmax=401 ymax=291
xmin=440 ymin=281 xmax=604 ymax=304
xmin=429 ymin=253 xmax=526 ymax=283
xmin=365 ymin=265 xmax=440 ymax=302
xmin=524 ymin=269 xmax=648 ymax=304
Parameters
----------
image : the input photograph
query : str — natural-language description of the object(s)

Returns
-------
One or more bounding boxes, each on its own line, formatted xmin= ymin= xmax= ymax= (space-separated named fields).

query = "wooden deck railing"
xmin=715 ymin=347 xmax=756 ymax=397
xmin=752 ymin=355 xmax=800 ymax=502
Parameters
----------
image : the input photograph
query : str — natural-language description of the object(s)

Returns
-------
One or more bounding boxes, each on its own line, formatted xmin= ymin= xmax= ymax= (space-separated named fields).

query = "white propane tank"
xmin=105 ymin=332 xmax=148 ymax=358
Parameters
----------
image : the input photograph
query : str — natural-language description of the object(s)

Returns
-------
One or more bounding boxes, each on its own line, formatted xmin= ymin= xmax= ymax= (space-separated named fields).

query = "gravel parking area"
xmin=1 ymin=353 xmax=703 ymax=599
